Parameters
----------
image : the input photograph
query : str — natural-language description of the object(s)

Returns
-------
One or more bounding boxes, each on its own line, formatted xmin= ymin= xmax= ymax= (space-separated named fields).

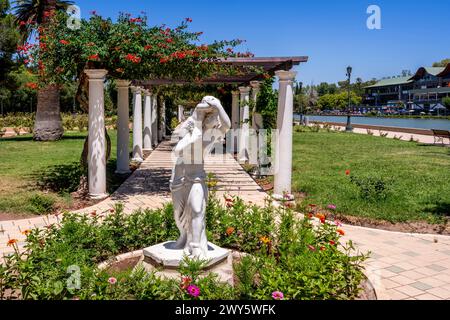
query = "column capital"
xmin=231 ymin=90 xmax=240 ymax=96
xmin=238 ymin=86 xmax=251 ymax=94
xmin=275 ymin=70 xmax=297 ymax=82
xmin=143 ymin=89 xmax=151 ymax=96
xmin=116 ymin=79 xmax=131 ymax=88
xmin=130 ymin=86 xmax=143 ymax=94
xmin=84 ymin=69 xmax=108 ymax=80
xmin=250 ymin=81 xmax=261 ymax=89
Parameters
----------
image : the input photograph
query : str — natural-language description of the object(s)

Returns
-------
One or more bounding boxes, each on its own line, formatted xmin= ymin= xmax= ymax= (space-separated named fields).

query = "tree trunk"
xmin=33 ymin=84 xmax=64 ymax=141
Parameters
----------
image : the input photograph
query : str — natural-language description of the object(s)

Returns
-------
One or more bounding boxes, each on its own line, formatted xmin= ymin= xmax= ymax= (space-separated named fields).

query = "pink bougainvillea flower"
xmin=307 ymin=244 xmax=316 ymax=252
xmin=108 ymin=277 xmax=117 ymax=285
xmin=327 ymin=204 xmax=336 ymax=210
xmin=186 ymin=284 xmax=200 ymax=297
xmin=272 ymin=291 xmax=284 ymax=300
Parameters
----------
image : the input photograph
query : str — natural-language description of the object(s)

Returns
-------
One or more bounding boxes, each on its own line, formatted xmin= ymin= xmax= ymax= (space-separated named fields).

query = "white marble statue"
xmin=170 ymin=96 xmax=231 ymax=260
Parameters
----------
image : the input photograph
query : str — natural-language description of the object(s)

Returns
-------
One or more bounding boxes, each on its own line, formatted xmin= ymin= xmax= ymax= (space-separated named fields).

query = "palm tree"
xmin=13 ymin=0 xmax=73 ymax=141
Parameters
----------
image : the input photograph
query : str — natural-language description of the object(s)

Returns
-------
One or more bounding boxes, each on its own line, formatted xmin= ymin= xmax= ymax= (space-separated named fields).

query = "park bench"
xmin=431 ymin=129 xmax=450 ymax=145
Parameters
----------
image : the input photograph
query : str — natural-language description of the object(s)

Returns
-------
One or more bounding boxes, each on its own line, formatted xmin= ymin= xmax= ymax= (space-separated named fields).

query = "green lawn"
xmin=292 ymin=130 xmax=450 ymax=223
xmin=0 ymin=131 xmax=128 ymax=217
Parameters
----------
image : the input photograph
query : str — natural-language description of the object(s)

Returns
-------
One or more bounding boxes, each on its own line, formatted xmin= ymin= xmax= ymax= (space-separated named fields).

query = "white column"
xmin=159 ymin=97 xmax=166 ymax=140
xmin=151 ymin=92 xmax=158 ymax=146
xmin=115 ymin=80 xmax=131 ymax=174
xmin=178 ymin=105 xmax=185 ymax=123
xmin=143 ymin=89 xmax=153 ymax=151
xmin=131 ymin=86 xmax=143 ymax=162
xmin=231 ymin=90 xmax=240 ymax=153
xmin=250 ymin=81 xmax=261 ymax=130
xmin=85 ymin=69 xmax=108 ymax=199
xmin=273 ymin=70 xmax=297 ymax=196
xmin=238 ymin=86 xmax=251 ymax=163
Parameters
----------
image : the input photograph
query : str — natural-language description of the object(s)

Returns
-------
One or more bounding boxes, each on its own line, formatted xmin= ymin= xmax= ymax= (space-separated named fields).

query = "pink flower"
xmin=186 ymin=284 xmax=200 ymax=297
xmin=307 ymin=245 xmax=316 ymax=251
xmin=327 ymin=204 xmax=336 ymax=210
xmin=272 ymin=291 xmax=284 ymax=300
xmin=108 ymin=277 xmax=117 ymax=285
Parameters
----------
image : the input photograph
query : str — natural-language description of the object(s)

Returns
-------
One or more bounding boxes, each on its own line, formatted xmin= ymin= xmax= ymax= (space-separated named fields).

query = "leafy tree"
xmin=255 ymin=77 xmax=277 ymax=129
xmin=317 ymin=92 xmax=361 ymax=110
xmin=432 ymin=59 xmax=450 ymax=67
xmin=13 ymin=0 xmax=73 ymax=141
xmin=0 ymin=0 xmax=20 ymax=88
xmin=443 ymin=97 xmax=450 ymax=111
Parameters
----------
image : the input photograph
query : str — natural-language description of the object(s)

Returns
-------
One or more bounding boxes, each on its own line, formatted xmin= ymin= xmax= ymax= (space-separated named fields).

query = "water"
xmin=295 ymin=115 xmax=450 ymax=130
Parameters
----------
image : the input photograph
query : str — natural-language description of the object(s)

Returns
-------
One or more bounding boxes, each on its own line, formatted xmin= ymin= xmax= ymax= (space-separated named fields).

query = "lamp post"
xmin=345 ymin=66 xmax=353 ymax=132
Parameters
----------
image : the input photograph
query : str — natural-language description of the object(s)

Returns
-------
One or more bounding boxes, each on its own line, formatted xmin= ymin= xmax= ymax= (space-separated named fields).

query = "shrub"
xmin=349 ymin=175 xmax=391 ymax=201
xmin=1 ymin=198 xmax=368 ymax=300
xmin=27 ymin=193 xmax=56 ymax=214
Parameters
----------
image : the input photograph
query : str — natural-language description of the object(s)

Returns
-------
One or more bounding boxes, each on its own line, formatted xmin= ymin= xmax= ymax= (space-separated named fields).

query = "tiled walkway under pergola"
xmin=1 ymin=140 xmax=450 ymax=300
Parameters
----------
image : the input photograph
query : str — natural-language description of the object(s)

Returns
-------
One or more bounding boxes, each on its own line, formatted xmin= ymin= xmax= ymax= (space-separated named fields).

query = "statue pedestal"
xmin=141 ymin=241 xmax=233 ymax=285
xmin=143 ymin=241 xmax=229 ymax=268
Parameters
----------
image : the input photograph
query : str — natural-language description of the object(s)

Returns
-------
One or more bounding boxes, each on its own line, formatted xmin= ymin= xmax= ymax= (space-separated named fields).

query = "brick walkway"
xmin=1 ymin=140 xmax=449 ymax=300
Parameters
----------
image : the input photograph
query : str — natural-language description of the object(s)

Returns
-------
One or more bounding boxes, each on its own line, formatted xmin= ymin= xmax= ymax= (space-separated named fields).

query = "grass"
xmin=292 ymin=130 xmax=450 ymax=223
xmin=0 ymin=131 xmax=129 ymax=216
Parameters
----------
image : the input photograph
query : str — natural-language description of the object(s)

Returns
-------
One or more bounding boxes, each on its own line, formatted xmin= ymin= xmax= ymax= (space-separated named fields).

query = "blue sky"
xmin=72 ymin=0 xmax=450 ymax=85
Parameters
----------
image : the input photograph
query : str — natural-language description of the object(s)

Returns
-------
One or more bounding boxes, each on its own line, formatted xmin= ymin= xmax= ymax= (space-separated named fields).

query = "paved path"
xmin=1 ymin=140 xmax=450 ymax=300
xmin=0 ymin=140 xmax=266 ymax=256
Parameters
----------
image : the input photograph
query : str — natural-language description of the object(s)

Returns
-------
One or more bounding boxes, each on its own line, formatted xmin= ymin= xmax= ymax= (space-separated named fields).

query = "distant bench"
xmin=432 ymin=129 xmax=450 ymax=145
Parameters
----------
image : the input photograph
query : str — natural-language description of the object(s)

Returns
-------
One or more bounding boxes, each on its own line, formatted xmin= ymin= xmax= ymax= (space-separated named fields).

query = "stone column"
xmin=273 ymin=70 xmax=297 ymax=196
xmin=159 ymin=97 xmax=166 ymax=140
xmin=250 ymin=81 xmax=261 ymax=129
xmin=178 ymin=105 xmax=185 ymax=123
xmin=115 ymin=80 xmax=131 ymax=174
xmin=230 ymin=90 xmax=240 ymax=153
xmin=238 ymin=86 xmax=251 ymax=163
xmin=85 ymin=69 xmax=108 ymax=199
xmin=143 ymin=90 xmax=153 ymax=151
xmin=151 ymin=92 xmax=158 ymax=146
xmin=131 ymin=86 xmax=143 ymax=162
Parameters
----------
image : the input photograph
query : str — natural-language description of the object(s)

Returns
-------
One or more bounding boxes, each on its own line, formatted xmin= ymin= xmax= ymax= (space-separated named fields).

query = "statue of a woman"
xmin=170 ymin=96 xmax=231 ymax=260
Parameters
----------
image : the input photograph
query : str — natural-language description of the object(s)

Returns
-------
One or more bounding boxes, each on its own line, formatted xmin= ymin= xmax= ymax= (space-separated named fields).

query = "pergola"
xmin=84 ymin=56 xmax=308 ymax=199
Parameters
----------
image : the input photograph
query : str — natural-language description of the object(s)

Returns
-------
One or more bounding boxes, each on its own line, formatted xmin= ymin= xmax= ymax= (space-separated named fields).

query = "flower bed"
xmin=0 ymin=197 xmax=368 ymax=300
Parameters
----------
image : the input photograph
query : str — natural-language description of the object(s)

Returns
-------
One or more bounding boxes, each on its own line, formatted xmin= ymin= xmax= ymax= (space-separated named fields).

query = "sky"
xmin=71 ymin=0 xmax=450 ymax=85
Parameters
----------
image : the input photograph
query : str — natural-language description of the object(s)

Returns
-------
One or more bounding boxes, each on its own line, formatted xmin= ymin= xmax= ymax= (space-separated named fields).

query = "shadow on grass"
xmin=32 ymin=159 xmax=130 ymax=195
xmin=1 ymin=134 xmax=87 ymax=142
xmin=424 ymin=201 xmax=450 ymax=218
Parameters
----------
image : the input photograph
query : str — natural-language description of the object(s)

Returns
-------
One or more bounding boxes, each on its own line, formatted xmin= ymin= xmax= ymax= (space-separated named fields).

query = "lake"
xmin=295 ymin=115 xmax=450 ymax=130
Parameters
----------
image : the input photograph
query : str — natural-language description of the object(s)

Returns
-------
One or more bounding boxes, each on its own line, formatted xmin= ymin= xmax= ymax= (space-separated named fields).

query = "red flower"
xmin=88 ymin=54 xmax=99 ymax=61
xmin=337 ymin=229 xmax=345 ymax=236
xmin=320 ymin=246 xmax=326 ymax=251
xmin=124 ymin=54 xmax=141 ymax=63
xmin=59 ymin=39 xmax=69 ymax=45
xmin=144 ymin=45 xmax=152 ymax=50
xmin=159 ymin=57 xmax=169 ymax=64
xmin=226 ymin=227 xmax=235 ymax=236
xmin=345 ymin=169 xmax=351 ymax=176
xmin=19 ymin=21 xmax=27 ymax=26
xmin=25 ymin=82 xmax=38 ymax=90
xmin=166 ymin=38 xmax=173 ymax=43
xmin=329 ymin=240 xmax=336 ymax=246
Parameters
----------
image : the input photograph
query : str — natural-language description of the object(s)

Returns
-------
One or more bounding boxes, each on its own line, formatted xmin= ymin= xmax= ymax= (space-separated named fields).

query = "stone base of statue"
xmin=140 ymin=241 xmax=233 ymax=285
